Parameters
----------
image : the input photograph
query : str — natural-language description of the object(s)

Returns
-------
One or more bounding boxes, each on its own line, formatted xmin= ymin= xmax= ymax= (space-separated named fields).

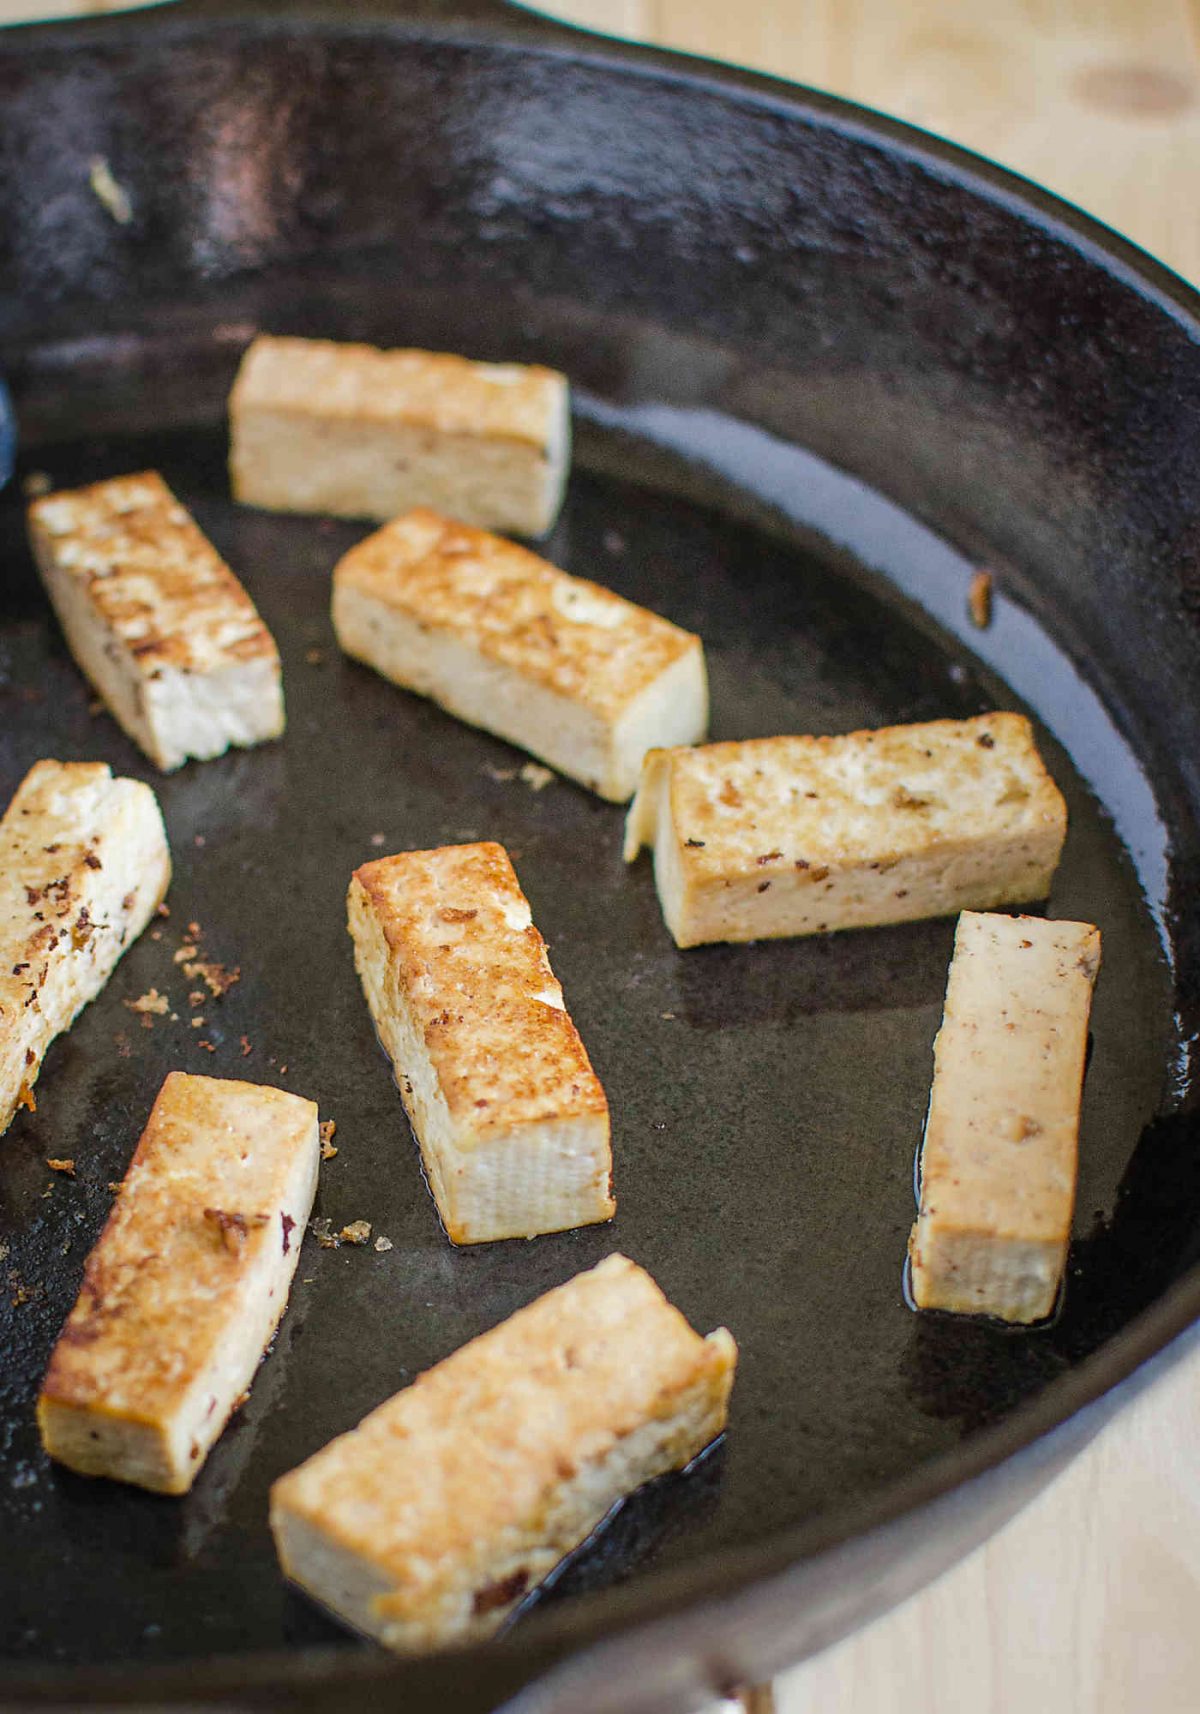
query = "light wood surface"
xmin=776 ymin=1326 xmax=1200 ymax=1713
xmin=2 ymin=2 xmax=1197 ymax=1709
xmin=0 ymin=0 xmax=167 ymax=16
xmin=539 ymin=3 xmax=1200 ymax=1710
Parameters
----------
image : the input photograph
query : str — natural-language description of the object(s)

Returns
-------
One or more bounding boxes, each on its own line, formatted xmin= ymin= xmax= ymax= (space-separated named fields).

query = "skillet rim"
xmin=1 ymin=1 xmax=1199 ymax=1704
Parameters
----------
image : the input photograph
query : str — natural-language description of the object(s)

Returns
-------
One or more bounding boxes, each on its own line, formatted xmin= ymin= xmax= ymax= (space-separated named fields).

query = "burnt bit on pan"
xmin=968 ymin=569 xmax=994 ymax=628
xmin=310 ymin=1217 xmax=339 ymax=1250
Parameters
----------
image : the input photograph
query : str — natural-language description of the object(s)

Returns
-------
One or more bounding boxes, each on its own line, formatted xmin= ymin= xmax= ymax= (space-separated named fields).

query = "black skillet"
xmin=1 ymin=1 xmax=1199 ymax=1708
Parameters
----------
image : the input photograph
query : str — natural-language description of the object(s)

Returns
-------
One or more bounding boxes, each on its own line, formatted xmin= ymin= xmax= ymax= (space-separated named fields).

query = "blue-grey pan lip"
xmin=0 ymin=377 xmax=14 ymax=493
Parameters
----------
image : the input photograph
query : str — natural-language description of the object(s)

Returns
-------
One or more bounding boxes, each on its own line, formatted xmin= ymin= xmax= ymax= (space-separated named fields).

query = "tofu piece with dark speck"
xmin=908 ymin=910 xmax=1100 ymax=1323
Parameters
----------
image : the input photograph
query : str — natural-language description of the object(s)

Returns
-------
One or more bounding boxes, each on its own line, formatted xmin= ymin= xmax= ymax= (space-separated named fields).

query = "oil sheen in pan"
xmin=0 ymin=400 xmax=1176 ymax=1666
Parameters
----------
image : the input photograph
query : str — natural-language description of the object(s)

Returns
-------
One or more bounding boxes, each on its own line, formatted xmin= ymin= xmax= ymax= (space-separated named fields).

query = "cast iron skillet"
xmin=1 ymin=1 xmax=1200 ymax=1708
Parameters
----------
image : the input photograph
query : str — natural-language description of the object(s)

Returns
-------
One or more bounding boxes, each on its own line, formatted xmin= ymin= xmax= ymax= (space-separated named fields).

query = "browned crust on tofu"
xmin=271 ymin=1254 xmax=737 ymax=1638
xmin=662 ymin=714 xmax=1065 ymax=879
xmin=1 ymin=760 xmax=123 ymax=1019
xmin=334 ymin=509 xmax=699 ymax=720
xmin=40 ymin=1073 xmax=317 ymax=1419
xmin=229 ymin=336 xmax=564 ymax=446
xmin=27 ymin=472 xmax=278 ymax=678
xmin=351 ymin=842 xmax=608 ymax=1136
xmin=1 ymin=759 xmax=171 ymax=1134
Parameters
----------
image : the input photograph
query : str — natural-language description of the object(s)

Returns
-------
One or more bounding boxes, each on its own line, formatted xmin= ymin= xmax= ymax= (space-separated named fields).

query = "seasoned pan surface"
xmin=1 ymin=4 xmax=1200 ymax=1705
xmin=0 ymin=400 xmax=1175 ymax=1668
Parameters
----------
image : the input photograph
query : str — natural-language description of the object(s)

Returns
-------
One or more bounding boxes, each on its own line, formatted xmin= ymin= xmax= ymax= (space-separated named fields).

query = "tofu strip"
xmin=332 ymin=509 xmax=707 ymax=801
xmin=909 ymin=911 xmax=1101 ymax=1322
xmin=270 ymin=1253 xmax=737 ymax=1651
xmin=0 ymin=760 xmax=170 ymax=1136
xmin=38 ymin=1073 xmax=321 ymax=1494
xmin=229 ymin=335 xmax=570 ymax=537
xmin=347 ymin=842 xmax=614 ymax=1245
xmin=28 ymin=471 xmax=284 ymax=771
xmin=624 ymin=714 xmax=1068 ymax=946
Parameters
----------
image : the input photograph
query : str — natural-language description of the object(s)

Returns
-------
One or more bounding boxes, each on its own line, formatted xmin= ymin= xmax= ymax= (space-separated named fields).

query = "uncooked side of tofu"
xmin=38 ymin=1073 xmax=320 ymax=1494
xmin=228 ymin=335 xmax=571 ymax=537
xmin=624 ymin=714 xmax=1068 ymax=946
xmin=0 ymin=760 xmax=171 ymax=1137
xmin=909 ymin=911 xmax=1101 ymax=1323
xmin=347 ymin=841 xmax=613 ymax=1244
xmin=270 ymin=1253 xmax=737 ymax=1651
xmin=27 ymin=471 xmax=284 ymax=771
xmin=332 ymin=509 xmax=707 ymax=801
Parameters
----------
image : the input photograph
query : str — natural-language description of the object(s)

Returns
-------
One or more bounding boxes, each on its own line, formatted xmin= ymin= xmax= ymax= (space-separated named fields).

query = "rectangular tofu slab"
xmin=332 ymin=509 xmax=707 ymax=801
xmin=38 ymin=1073 xmax=320 ymax=1493
xmin=624 ymin=713 xmax=1068 ymax=947
xmin=909 ymin=911 xmax=1101 ymax=1323
xmin=27 ymin=471 xmax=284 ymax=771
xmin=270 ymin=1252 xmax=737 ymax=1651
xmin=0 ymin=760 xmax=170 ymax=1137
xmin=229 ymin=335 xmax=570 ymax=537
xmin=347 ymin=841 xmax=614 ymax=1244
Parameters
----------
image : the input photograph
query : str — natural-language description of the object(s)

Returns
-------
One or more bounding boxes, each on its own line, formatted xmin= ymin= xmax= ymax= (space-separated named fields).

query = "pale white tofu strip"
xmin=624 ymin=714 xmax=1068 ymax=946
xmin=28 ymin=471 xmax=284 ymax=771
xmin=909 ymin=910 xmax=1101 ymax=1323
xmin=0 ymin=759 xmax=170 ymax=1136
xmin=229 ymin=335 xmax=570 ymax=537
xmin=270 ymin=1253 xmax=737 ymax=1651
xmin=332 ymin=508 xmax=707 ymax=801
xmin=347 ymin=841 xmax=614 ymax=1245
xmin=38 ymin=1073 xmax=320 ymax=1494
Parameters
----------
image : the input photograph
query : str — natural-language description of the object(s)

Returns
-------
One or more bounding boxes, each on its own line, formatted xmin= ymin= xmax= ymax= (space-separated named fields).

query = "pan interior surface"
xmin=0 ymin=373 xmax=1179 ymax=1668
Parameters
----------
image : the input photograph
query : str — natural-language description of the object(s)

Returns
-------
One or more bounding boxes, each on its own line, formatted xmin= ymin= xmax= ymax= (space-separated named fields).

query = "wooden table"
xmin=2 ymin=2 xmax=1198 ymax=1709
xmin=540 ymin=3 xmax=1200 ymax=1709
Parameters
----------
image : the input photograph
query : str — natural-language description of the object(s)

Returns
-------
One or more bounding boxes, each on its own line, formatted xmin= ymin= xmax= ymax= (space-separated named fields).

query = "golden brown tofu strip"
xmin=624 ymin=714 xmax=1067 ymax=946
xmin=0 ymin=759 xmax=170 ymax=1136
xmin=229 ymin=336 xmax=570 ymax=536
xmin=271 ymin=1253 xmax=737 ymax=1650
xmin=38 ymin=1073 xmax=320 ymax=1493
xmin=27 ymin=471 xmax=284 ymax=771
xmin=332 ymin=509 xmax=707 ymax=801
xmin=909 ymin=911 xmax=1101 ymax=1322
xmin=348 ymin=841 xmax=614 ymax=1243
